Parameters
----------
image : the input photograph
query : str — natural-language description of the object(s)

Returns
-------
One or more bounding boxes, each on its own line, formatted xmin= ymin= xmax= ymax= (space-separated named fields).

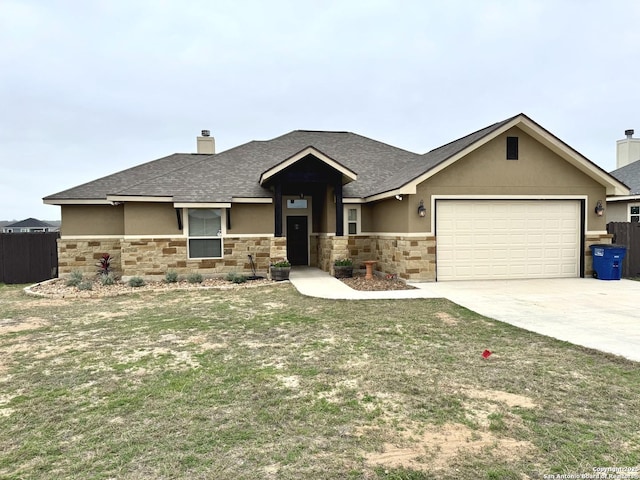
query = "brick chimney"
xmin=616 ymin=129 xmax=640 ymax=168
xmin=197 ymin=130 xmax=215 ymax=154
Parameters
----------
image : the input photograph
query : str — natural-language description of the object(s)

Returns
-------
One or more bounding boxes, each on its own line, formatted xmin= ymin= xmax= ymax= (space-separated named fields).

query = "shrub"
xmin=100 ymin=273 xmax=116 ymax=286
xmin=66 ymin=271 xmax=84 ymax=287
xmin=128 ymin=277 xmax=145 ymax=288
xmin=96 ymin=253 xmax=112 ymax=276
xmin=165 ymin=271 xmax=179 ymax=283
xmin=77 ymin=281 xmax=93 ymax=291
xmin=334 ymin=258 xmax=353 ymax=266
xmin=226 ymin=272 xmax=247 ymax=284
xmin=187 ymin=273 xmax=203 ymax=284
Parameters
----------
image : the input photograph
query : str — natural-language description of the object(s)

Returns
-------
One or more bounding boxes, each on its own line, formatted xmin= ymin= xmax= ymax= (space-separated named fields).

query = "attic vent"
xmin=506 ymin=136 xmax=519 ymax=160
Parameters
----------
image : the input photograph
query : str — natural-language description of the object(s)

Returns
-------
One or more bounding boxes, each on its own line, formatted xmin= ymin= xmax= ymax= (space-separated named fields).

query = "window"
xmin=630 ymin=205 xmax=640 ymax=222
xmin=506 ymin=136 xmax=519 ymax=160
xmin=344 ymin=206 xmax=361 ymax=235
xmin=188 ymin=209 xmax=223 ymax=258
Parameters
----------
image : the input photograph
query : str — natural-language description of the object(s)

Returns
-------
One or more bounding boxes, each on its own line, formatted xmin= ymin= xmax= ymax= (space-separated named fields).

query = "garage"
xmin=436 ymin=199 xmax=581 ymax=281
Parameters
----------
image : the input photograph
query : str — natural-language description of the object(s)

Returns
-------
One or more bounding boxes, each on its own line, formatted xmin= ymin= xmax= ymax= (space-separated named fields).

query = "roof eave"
xmin=43 ymin=198 xmax=112 ymax=205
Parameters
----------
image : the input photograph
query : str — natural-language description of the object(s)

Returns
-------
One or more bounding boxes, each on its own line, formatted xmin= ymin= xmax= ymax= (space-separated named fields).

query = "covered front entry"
xmin=286 ymin=216 xmax=308 ymax=265
xmin=436 ymin=199 xmax=582 ymax=281
xmin=260 ymin=149 xmax=358 ymax=270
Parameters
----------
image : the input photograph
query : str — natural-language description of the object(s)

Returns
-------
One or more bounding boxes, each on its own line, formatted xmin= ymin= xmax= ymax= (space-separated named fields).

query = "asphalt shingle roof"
xmin=42 ymin=114 xmax=530 ymax=203
xmin=610 ymin=161 xmax=640 ymax=195
xmin=5 ymin=218 xmax=54 ymax=228
xmin=44 ymin=153 xmax=209 ymax=201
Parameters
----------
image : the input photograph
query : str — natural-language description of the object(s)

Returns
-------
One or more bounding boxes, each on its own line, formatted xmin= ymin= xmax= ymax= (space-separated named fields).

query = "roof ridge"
xmin=425 ymin=114 xmax=520 ymax=154
xmin=109 ymin=153 xmax=215 ymax=195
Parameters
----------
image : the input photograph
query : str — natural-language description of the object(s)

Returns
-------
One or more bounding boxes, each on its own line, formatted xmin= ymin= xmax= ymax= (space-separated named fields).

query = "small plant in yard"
xmin=65 ymin=270 xmax=84 ymax=287
xmin=96 ymin=253 xmax=112 ymax=276
xmin=334 ymin=258 xmax=353 ymax=266
xmin=226 ymin=272 xmax=247 ymax=284
xmin=100 ymin=273 xmax=116 ymax=286
xmin=165 ymin=270 xmax=179 ymax=283
xmin=128 ymin=276 xmax=145 ymax=287
xmin=77 ymin=280 xmax=93 ymax=291
xmin=187 ymin=273 xmax=203 ymax=284
xmin=270 ymin=259 xmax=291 ymax=268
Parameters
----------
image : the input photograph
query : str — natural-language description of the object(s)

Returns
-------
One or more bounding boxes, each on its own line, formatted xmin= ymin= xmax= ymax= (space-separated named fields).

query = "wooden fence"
xmin=606 ymin=222 xmax=640 ymax=278
xmin=0 ymin=232 xmax=59 ymax=284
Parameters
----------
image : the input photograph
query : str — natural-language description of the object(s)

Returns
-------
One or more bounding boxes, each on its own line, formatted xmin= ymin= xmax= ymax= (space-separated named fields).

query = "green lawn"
xmin=1 ymin=282 xmax=638 ymax=479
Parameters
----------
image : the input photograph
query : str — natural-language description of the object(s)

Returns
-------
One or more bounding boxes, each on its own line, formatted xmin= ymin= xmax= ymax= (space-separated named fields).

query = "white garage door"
xmin=436 ymin=200 xmax=581 ymax=281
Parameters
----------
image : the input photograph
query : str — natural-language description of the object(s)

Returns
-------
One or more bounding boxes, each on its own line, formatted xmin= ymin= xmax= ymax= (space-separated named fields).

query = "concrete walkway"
xmin=288 ymin=267 xmax=640 ymax=362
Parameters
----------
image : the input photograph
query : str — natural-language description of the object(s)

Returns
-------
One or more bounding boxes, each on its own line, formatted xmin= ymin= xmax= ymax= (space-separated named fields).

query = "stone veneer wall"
xmin=59 ymin=236 xmax=282 ymax=279
xmin=318 ymin=234 xmax=437 ymax=281
xmin=317 ymin=235 xmax=349 ymax=275
xmin=119 ymin=236 xmax=276 ymax=278
xmin=58 ymin=238 xmax=123 ymax=276
xmin=373 ymin=235 xmax=436 ymax=281
xmin=584 ymin=233 xmax=613 ymax=277
xmin=346 ymin=236 xmax=373 ymax=267
xmin=269 ymin=237 xmax=287 ymax=263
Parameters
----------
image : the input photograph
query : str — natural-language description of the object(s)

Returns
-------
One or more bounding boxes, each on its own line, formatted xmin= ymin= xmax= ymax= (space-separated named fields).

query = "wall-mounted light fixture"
xmin=595 ymin=200 xmax=604 ymax=217
xmin=417 ymin=199 xmax=426 ymax=217
xmin=395 ymin=194 xmax=403 ymax=201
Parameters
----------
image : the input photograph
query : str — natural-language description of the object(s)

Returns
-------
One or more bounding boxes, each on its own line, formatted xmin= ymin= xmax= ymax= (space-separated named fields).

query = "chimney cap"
xmin=201 ymin=130 xmax=210 ymax=137
xmin=625 ymin=129 xmax=634 ymax=138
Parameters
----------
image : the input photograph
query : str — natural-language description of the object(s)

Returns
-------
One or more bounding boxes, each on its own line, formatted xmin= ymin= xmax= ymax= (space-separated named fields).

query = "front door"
xmin=286 ymin=216 xmax=308 ymax=265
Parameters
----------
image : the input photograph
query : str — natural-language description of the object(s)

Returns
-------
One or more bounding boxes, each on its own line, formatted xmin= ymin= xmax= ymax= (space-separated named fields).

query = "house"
xmin=43 ymin=113 xmax=628 ymax=281
xmin=1 ymin=218 xmax=58 ymax=233
xmin=607 ymin=129 xmax=640 ymax=222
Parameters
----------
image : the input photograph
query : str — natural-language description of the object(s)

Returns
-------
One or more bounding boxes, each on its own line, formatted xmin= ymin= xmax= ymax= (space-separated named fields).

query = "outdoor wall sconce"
xmin=595 ymin=200 xmax=604 ymax=217
xmin=395 ymin=194 xmax=403 ymax=201
xmin=417 ymin=199 xmax=427 ymax=217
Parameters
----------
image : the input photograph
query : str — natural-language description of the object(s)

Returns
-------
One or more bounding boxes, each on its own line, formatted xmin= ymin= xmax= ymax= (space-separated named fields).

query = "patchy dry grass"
xmin=0 ymin=282 xmax=639 ymax=479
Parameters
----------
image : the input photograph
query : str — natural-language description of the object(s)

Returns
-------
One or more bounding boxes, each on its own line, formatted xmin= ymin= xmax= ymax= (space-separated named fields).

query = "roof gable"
xmin=366 ymin=114 xmax=628 ymax=200
xmin=259 ymin=146 xmax=358 ymax=185
xmin=43 ymin=114 xmax=629 ymax=205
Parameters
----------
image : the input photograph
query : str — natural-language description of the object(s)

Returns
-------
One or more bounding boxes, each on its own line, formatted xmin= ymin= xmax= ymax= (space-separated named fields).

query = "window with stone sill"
xmin=187 ymin=208 xmax=224 ymax=259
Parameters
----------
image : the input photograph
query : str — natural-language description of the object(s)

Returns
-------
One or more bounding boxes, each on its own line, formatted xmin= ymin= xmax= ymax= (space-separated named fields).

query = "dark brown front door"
xmin=286 ymin=216 xmax=308 ymax=265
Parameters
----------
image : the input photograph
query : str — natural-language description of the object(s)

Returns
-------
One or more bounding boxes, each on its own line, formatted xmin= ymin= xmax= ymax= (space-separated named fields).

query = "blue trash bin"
xmin=590 ymin=244 xmax=627 ymax=280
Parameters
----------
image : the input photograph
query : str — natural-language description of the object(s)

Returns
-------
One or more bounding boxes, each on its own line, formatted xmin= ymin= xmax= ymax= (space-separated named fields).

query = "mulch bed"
xmin=339 ymin=273 xmax=415 ymax=291
xmin=26 ymin=271 xmax=415 ymax=298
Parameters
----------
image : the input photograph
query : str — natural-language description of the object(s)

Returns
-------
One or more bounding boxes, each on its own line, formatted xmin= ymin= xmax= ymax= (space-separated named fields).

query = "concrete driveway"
xmin=410 ymin=278 xmax=640 ymax=362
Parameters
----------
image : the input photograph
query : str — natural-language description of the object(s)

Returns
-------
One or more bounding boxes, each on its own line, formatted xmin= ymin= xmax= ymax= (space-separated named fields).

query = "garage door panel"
xmin=437 ymin=200 xmax=580 ymax=281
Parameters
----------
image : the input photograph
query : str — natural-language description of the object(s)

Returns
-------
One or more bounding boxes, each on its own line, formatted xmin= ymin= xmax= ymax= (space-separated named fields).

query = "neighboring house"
xmin=43 ymin=113 xmax=628 ymax=281
xmin=607 ymin=129 xmax=640 ymax=222
xmin=1 ymin=218 xmax=58 ymax=233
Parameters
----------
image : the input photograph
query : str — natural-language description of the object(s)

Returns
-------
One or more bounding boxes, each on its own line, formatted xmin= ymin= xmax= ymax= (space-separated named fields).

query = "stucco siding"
xmin=412 ymin=127 xmax=608 ymax=232
xmin=228 ymin=203 xmax=273 ymax=234
xmin=124 ymin=203 xmax=183 ymax=236
xmin=370 ymin=198 xmax=408 ymax=232
xmin=605 ymin=201 xmax=631 ymax=222
xmin=61 ymin=205 xmax=124 ymax=236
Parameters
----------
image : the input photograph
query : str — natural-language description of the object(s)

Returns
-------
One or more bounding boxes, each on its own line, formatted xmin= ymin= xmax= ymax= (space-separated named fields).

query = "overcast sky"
xmin=1 ymin=0 xmax=639 ymax=221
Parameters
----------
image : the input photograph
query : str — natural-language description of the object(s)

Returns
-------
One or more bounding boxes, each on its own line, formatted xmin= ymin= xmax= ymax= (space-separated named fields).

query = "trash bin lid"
xmin=590 ymin=244 xmax=626 ymax=249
